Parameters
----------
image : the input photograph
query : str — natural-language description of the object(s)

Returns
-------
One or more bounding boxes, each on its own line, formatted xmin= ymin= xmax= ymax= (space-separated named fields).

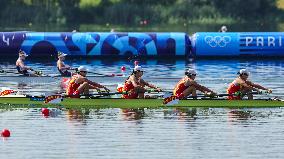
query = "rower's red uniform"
xmin=227 ymin=80 xmax=241 ymax=100
xmin=122 ymin=80 xmax=140 ymax=99
xmin=173 ymin=78 xmax=189 ymax=97
xmin=66 ymin=74 xmax=81 ymax=97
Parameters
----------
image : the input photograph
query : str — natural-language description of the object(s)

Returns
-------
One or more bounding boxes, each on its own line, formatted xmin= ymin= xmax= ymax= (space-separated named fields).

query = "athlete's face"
xmin=240 ymin=73 xmax=249 ymax=80
xmin=80 ymin=71 xmax=87 ymax=77
xmin=188 ymin=74 xmax=196 ymax=80
xmin=136 ymin=71 xmax=143 ymax=77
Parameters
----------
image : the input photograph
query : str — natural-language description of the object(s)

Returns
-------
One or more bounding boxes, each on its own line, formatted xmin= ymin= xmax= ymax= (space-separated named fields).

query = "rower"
xmin=57 ymin=51 xmax=72 ymax=77
xmin=16 ymin=50 xmax=37 ymax=76
xmin=122 ymin=65 xmax=161 ymax=99
xmin=66 ymin=66 xmax=110 ymax=97
xmin=173 ymin=69 xmax=216 ymax=99
xmin=227 ymin=69 xmax=272 ymax=100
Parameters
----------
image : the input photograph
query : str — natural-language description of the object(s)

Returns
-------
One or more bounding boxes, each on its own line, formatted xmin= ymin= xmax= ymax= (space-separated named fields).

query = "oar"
xmin=216 ymin=91 xmax=271 ymax=97
xmin=25 ymin=91 xmax=126 ymax=100
xmin=70 ymin=67 xmax=124 ymax=77
xmin=187 ymin=91 xmax=269 ymax=99
xmin=163 ymin=91 xmax=271 ymax=105
xmin=0 ymin=68 xmax=45 ymax=77
xmin=0 ymin=69 xmax=19 ymax=74
xmin=88 ymin=71 xmax=124 ymax=77
xmin=77 ymin=91 xmax=127 ymax=97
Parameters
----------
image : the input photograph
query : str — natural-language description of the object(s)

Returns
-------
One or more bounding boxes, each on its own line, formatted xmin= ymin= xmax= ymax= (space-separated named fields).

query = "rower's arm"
xmin=85 ymin=78 xmax=104 ymax=88
xmin=85 ymin=78 xmax=110 ymax=92
xmin=192 ymin=81 xmax=214 ymax=93
xmin=141 ymin=79 xmax=159 ymax=89
xmin=57 ymin=61 xmax=70 ymax=70
xmin=241 ymin=81 xmax=259 ymax=91
xmin=247 ymin=81 xmax=270 ymax=91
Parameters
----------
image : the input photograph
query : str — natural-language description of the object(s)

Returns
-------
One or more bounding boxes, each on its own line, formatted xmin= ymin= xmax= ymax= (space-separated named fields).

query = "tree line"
xmin=0 ymin=0 xmax=282 ymax=27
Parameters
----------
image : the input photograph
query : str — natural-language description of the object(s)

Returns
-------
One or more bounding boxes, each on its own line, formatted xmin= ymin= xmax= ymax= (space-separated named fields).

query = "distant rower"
xmin=66 ymin=66 xmax=110 ymax=97
xmin=57 ymin=52 xmax=72 ymax=77
xmin=16 ymin=50 xmax=37 ymax=76
xmin=173 ymin=69 xmax=216 ymax=99
xmin=227 ymin=69 xmax=272 ymax=100
xmin=122 ymin=65 xmax=161 ymax=99
xmin=219 ymin=25 xmax=228 ymax=32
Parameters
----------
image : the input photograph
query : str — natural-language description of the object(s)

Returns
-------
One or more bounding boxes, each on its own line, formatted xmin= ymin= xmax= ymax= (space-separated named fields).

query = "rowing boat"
xmin=0 ymin=96 xmax=283 ymax=109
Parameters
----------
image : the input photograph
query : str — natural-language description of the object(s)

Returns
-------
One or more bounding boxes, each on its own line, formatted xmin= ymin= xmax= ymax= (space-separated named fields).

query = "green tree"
xmin=58 ymin=0 xmax=80 ymax=24
xmin=212 ymin=0 xmax=279 ymax=21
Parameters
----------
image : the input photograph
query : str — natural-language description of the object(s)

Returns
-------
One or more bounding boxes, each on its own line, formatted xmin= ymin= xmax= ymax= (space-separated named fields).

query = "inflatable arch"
xmin=1 ymin=31 xmax=283 ymax=57
xmin=0 ymin=32 xmax=190 ymax=57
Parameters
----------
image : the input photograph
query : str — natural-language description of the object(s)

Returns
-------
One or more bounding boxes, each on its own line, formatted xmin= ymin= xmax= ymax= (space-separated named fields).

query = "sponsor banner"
xmin=193 ymin=32 xmax=284 ymax=56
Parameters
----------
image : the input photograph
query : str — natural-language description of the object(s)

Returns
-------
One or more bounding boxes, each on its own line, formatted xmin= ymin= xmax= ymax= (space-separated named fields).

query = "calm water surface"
xmin=1 ymin=107 xmax=284 ymax=159
xmin=0 ymin=58 xmax=283 ymax=98
xmin=1 ymin=58 xmax=284 ymax=158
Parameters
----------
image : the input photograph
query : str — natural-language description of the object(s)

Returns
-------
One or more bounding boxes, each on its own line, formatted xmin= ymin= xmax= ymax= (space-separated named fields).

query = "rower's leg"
xmin=241 ymin=88 xmax=253 ymax=99
xmin=138 ymin=93 xmax=144 ymax=98
xmin=183 ymin=86 xmax=196 ymax=97
xmin=78 ymin=82 xmax=89 ymax=95
xmin=134 ymin=87 xmax=145 ymax=99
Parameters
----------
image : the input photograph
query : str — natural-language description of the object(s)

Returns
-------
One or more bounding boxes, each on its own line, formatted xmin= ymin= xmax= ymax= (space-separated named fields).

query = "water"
xmin=1 ymin=57 xmax=284 ymax=158
xmin=0 ymin=58 xmax=283 ymax=98
xmin=1 ymin=107 xmax=284 ymax=159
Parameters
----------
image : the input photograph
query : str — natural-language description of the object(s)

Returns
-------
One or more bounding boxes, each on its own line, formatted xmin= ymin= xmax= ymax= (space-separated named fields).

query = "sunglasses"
xmin=242 ymin=73 xmax=249 ymax=76
xmin=186 ymin=74 xmax=196 ymax=77
xmin=80 ymin=71 xmax=87 ymax=73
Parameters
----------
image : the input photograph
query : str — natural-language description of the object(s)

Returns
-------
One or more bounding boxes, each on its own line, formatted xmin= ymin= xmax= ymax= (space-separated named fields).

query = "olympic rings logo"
xmin=204 ymin=36 xmax=231 ymax=47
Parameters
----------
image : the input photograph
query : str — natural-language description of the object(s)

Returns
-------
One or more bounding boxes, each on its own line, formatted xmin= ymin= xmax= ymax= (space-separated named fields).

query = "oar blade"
xmin=163 ymin=92 xmax=179 ymax=106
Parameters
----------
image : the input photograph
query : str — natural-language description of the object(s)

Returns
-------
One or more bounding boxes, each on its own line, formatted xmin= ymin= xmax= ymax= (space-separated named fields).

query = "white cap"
xmin=58 ymin=52 xmax=67 ymax=58
xmin=238 ymin=69 xmax=249 ymax=75
xmin=221 ymin=25 xmax=227 ymax=32
xmin=185 ymin=69 xmax=197 ymax=75
xmin=133 ymin=65 xmax=143 ymax=72
xmin=78 ymin=66 xmax=88 ymax=72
